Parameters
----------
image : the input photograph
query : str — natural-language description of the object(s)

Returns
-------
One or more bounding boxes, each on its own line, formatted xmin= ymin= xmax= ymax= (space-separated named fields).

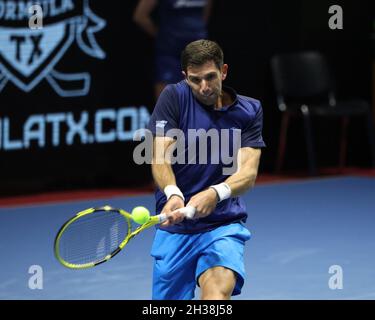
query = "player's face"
xmin=184 ymin=61 xmax=228 ymax=106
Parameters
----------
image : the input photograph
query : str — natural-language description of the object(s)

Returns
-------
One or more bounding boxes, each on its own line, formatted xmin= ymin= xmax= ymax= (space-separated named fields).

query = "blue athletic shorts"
xmin=150 ymin=222 xmax=251 ymax=300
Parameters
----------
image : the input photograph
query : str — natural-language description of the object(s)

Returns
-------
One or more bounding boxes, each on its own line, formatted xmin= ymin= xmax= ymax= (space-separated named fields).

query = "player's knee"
xmin=200 ymin=279 xmax=234 ymax=300
xmin=201 ymin=286 xmax=232 ymax=300
xmin=199 ymin=267 xmax=236 ymax=300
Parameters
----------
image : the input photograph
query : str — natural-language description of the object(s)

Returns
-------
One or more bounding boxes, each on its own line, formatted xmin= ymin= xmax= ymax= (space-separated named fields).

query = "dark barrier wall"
xmin=0 ymin=0 xmax=155 ymax=195
xmin=0 ymin=0 xmax=374 ymax=195
xmin=210 ymin=0 xmax=375 ymax=171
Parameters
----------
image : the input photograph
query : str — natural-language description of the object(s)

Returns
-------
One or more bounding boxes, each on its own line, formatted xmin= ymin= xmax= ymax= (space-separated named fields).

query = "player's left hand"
xmin=186 ymin=188 xmax=218 ymax=219
xmin=160 ymin=195 xmax=185 ymax=227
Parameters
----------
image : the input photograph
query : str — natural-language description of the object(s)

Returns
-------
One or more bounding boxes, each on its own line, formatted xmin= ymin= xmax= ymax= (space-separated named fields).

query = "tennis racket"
xmin=54 ymin=205 xmax=195 ymax=269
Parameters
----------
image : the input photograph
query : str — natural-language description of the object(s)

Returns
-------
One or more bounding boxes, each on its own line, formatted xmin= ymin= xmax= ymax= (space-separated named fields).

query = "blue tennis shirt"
xmin=147 ymin=80 xmax=266 ymax=233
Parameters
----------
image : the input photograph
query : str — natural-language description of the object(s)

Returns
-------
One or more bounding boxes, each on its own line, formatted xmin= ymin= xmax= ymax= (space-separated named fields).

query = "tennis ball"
xmin=131 ymin=206 xmax=150 ymax=224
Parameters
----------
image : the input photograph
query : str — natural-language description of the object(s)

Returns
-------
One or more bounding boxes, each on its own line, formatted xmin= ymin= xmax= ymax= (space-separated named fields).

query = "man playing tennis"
xmin=147 ymin=39 xmax=265 ymax=300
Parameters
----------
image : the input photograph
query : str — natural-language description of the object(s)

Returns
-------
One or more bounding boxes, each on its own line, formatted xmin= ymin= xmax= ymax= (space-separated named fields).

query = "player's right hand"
xmin=160 ymin=195 xmax=185 ymax=227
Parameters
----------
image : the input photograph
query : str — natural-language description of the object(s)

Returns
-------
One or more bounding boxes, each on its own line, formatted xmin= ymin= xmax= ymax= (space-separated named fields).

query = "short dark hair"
xmin=181 ymin=39 xmax=224 ymax=73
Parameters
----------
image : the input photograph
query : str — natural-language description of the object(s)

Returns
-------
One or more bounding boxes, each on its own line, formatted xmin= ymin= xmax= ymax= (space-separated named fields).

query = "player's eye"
xmin=205 ymin=73 xmax=216 ymax=81
xmin=190 ymin=77 xmax=201 ymax=84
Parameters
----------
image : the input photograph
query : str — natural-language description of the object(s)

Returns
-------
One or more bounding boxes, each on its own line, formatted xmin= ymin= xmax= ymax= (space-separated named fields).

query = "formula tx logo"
xmin=0 ymin=0 xmax=106 ymax=97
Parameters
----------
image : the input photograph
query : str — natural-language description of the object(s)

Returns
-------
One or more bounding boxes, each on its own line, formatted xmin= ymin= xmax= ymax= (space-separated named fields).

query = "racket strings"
xmin=58 ymin=211 xmax=129 ymax=265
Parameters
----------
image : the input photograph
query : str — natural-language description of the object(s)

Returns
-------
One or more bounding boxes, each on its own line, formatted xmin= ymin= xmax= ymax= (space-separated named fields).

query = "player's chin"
xmin=199 ymin=96 xmax=216 ymax=106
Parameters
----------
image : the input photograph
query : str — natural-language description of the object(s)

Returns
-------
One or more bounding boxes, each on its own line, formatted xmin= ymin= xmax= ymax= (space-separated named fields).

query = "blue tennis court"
xmin=0 ymin=176 xmax=374 ymax=300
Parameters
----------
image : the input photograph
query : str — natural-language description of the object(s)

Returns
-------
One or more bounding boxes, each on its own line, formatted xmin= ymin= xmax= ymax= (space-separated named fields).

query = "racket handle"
xmin=157 ymin=206 xmax=196 ymax=223
xmin=180 ymin=206 xmax=196 ymax=219
xmin=158 ymin=213 xmax=167 ymax=223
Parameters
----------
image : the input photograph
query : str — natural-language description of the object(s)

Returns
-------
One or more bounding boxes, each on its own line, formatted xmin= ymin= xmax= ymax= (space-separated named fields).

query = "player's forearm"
xmin=152 ymin=137 xmax=176 ymax=190
xmin=224 ymin=169 xmax=258 ymax=197
xmin=151 ymin=163 xmax=177 ymax=191
xmin=212 ymin=148 xmax=261 ymax=200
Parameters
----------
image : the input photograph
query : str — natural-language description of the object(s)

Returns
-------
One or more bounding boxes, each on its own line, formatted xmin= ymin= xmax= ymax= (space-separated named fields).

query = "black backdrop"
xmin=0 ymin=0 xmax=374 ymax=195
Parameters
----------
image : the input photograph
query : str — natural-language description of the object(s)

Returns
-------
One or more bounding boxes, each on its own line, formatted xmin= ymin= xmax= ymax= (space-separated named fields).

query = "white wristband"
xmin=210 ymin=183 xmax=231 ymax=202
xmin=164 ymin=185 xmax=185 ymax=201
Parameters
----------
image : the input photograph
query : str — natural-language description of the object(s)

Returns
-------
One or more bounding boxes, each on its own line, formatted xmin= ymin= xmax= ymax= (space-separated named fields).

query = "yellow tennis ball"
xmin=131 ymin=206 xmax=150 ymax=224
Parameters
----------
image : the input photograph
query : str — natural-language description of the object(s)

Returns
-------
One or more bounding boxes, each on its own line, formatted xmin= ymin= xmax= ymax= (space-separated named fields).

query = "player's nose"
xmin=200 ymin=80 xmax=210 ymax=96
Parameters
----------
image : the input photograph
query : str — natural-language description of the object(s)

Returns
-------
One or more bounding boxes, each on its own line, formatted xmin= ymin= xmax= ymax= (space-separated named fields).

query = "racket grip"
xmin=157 ymin=206 xmax=196 ymax=223
xmin=158 ymin=213 xmax=167 ymax=223
xmin=180 ymin=206 xmax=196 ymax=219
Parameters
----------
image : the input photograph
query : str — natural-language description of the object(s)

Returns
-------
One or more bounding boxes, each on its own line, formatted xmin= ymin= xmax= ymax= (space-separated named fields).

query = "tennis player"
xmin=147 ymin=39 xmax=265 ymax=300
xmin=133 ymin=0 xmax=212 ymax=99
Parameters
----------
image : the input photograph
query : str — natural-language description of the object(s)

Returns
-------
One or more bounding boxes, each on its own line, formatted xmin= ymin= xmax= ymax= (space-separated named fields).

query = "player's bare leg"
xmin=199 ymin=266 xmax=236 ymax=300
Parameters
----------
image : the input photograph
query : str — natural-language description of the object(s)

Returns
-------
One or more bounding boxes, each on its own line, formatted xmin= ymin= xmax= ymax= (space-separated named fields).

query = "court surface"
xmin=0 ymin=176 xmax=374 ymax=300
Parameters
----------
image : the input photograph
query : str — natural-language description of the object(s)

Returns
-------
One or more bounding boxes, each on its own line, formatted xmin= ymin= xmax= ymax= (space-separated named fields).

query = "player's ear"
xmin=221 ymin=64 xmax=228 ymax=81
xmin=182 ymin=70 xmax=187 ymax=79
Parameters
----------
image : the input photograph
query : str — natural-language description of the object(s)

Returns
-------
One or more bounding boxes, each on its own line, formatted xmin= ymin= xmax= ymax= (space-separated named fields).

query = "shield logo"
xmin=0 ymin=0 xmax=106 ymax=97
